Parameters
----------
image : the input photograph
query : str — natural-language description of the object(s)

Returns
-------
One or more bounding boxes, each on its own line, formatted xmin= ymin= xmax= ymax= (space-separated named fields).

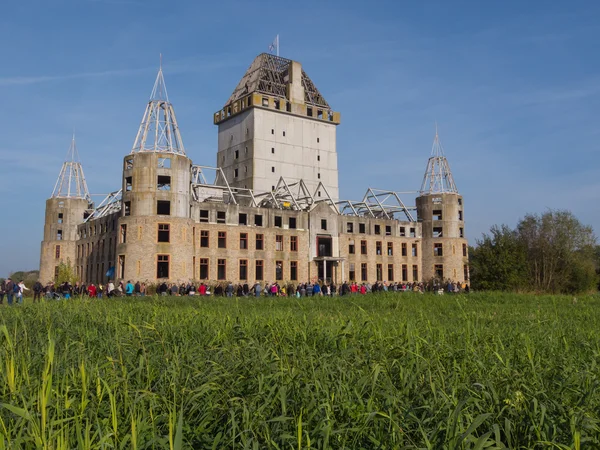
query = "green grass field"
xmin=0 ymin=293 xmax=599 ymax=449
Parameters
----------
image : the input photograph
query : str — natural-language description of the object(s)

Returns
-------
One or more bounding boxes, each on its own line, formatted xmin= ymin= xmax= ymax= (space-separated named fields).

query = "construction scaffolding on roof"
xmin=337 ymin=189 xmax=418 ymax=222
xmin=225 ymin=53 xmax=330 ymax=108
xmin=131 ymin=63 xmax=186 ymax=155
xmin=83 ymin=190 xmax=122 ymax=223
xmin=191 ymin=168 xmax=338 ymax=212
xmin=52 ymin=135 xmax=92 ymax=202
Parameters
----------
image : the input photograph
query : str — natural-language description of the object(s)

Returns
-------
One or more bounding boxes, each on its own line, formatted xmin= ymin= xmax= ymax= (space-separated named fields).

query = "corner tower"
xmin=416 ymin=128 xmax=469 ymax=283
xmin=214 ymin=53 xmax=341 ymax=200
xmin=117 ymin=64 xmax=194 ymax=282
xmin=39 ymin=136 xmax=91 ymax=283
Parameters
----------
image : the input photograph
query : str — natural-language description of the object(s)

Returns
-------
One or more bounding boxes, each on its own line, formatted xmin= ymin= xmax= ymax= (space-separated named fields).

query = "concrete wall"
xmin=39 ymin=197 xmax=89 ymax=283
xmin=74 ymin=212 xmax=119 ymax=285
xmin=416 ymin=193 xmax=469 ymax=282
xmin=217 ymin=106 xmax=339 ymax=200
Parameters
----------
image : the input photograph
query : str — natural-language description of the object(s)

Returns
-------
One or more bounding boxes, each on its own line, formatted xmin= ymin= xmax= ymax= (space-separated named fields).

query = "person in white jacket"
xmin=17 ymin=281 xmax=29 ymax=304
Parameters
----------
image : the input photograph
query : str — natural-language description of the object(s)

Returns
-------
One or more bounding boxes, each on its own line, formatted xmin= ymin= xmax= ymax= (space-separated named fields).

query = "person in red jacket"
xmin=198 ymin=282 xmax=207 ymax=296
xmin=88 ymin=284 xmax=97 ymax=298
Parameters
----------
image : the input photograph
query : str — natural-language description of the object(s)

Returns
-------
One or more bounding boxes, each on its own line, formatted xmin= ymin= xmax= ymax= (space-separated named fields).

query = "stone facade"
xmin=39 ymin=53 xmax=469 ymax=286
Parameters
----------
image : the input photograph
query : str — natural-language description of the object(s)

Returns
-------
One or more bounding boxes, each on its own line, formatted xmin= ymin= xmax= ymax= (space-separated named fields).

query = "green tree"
xmin=517 ymin=210 xmax=597 ymax=293
xmin=56 ymin=259 xmax=78 ymax=286
xmin=469 ymin=225 xmax=528 ymax=291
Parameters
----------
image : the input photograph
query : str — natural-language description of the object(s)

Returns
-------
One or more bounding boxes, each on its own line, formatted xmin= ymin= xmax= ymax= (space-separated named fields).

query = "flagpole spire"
xmin=276 ymin=34 xmax=279 ymax=57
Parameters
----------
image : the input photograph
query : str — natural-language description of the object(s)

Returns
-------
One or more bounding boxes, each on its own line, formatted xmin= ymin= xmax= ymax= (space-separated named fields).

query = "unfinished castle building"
xmin=39 ymin=53 xmax=469 ymax=286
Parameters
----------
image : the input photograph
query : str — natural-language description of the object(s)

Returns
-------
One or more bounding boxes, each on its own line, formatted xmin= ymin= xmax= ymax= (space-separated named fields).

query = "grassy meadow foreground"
xmin=0 ymin=293 xmax=599 ymax=449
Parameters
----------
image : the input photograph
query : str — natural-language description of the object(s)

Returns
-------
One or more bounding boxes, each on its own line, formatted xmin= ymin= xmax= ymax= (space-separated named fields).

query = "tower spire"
xmin=51 ymin=135 xmax=91 ymax=201
xmin=420 ymin=125 xmax=458 ymax=195
xmin=131 ymin=57 xmax=185 ymax=155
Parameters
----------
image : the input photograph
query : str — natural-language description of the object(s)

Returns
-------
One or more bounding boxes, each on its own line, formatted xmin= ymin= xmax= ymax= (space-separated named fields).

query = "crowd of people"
xmin=0 ymin=278 xmax=469 ymax=304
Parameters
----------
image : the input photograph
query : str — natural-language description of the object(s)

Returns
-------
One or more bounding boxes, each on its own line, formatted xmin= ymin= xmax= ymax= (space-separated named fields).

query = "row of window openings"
xmin=349 ymin=241 xmax=418 ymax=257
xmin=347 ymin=223 xmax=414 ymax=237
xmin=124 ymin=200 xmax=170 ymax=217
xmin=199 ymin=231 xmax=299 ymax=252
xmin=77 ymin=239 xmax=112 ymax=259
xmin=348 ymin=264 xmax=468 ymax=283
xmin=79 ymin=220 xmax=115 ymax=239
xmin=432 ymin=210 xmax=464 ymax=221
xmin=155 ymin=255 xmax=297 ymax=282
xmin=433 ymin=243 xmax=469 ymax=257
xmin=348 ymin=263 xmax=419 ymax=283
xmin=125 ymin=175 xmax=171 ymax=192
xmin=432 ymin=227 xmax=465 ymax=238
xmin=70 ymin=263 xmax=113 ymax=283
xmin=124 ymin=157 xmax=171 ymax=171
xmin=199 ymin=211 xmax=302 ymax=229
xmin=234 ymin=165 xmax=321 ymax=179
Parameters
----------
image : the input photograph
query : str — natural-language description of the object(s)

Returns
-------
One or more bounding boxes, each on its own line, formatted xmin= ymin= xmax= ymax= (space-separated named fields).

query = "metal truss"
xmin=254 ymin=178 xmax=339 ymax=212
xmin=52 ymin=135 xmax=91 ymax=202
xmin=131 ymin=65 xmax=186 ymax=156
xmin=420 ymin=127 xmax=458 ymax=195
xmin=226 ymin=53 xmax=330 ymax=108
xmin=337 ymin=188 xmax=417 ymax=222
xmin=191 ymin=168 xmax=338 ymax=212
xmin=83 ymin=189 xmax=122 ymax=223
xmin=191 ymin=165 xmax=258 ymax=205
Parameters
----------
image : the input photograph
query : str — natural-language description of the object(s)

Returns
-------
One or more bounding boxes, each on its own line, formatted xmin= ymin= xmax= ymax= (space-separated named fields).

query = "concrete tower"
xmin=39 ymin=136 xmax=91 ymax=283
xmin=214 ymin=53 xmax=341 ymax=200
xmin=416 ymin=128 xmax=469 ymax=283
xmin=117 ymin=64 xmax=194 ymax=282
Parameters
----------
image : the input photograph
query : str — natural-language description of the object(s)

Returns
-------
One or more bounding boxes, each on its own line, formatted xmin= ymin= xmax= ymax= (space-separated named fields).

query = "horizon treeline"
xmin=469 ymin=210 xmax=600 ymax=294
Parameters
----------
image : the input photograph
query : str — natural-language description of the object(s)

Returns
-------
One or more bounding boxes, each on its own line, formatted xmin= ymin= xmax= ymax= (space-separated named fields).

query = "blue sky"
xmin=1 ymin=0 xmax=599 ymax=277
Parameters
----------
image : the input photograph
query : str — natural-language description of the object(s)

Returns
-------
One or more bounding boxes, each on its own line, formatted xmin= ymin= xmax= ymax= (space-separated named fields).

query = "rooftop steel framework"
xmin=420 ymin=127 xmax=458 ymax=195
xmin=225 ymin=53 xmax=330 ymax=108
xmin=190 ymin=165 xmax=417 ymax=221
xmin=131 ymin=63 xmax=186 ymax=155
xmin=83 ymin=190 xmax=122 ymax=223
xmin=51 ymin=135 xmax=92 ymax=202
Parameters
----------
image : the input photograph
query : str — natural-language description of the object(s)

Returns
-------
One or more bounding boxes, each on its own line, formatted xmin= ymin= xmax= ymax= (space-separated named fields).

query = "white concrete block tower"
xmin=214 ymin=53 xmax=341 ymax=200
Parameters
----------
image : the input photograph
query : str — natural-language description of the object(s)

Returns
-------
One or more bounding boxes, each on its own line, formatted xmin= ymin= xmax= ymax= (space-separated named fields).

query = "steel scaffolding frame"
xmin=83 ymin=189 xmax=122 ymax=223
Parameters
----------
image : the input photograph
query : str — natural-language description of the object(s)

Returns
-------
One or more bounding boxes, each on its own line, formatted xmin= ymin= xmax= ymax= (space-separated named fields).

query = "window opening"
xmin=217 ymin=259 xmax=226 ymax=280
xmin=317 ymin=236 xmax=332 ymax=257
xmin=158 ymin=224 xmax=170 ymax=243
xmin=239 ymin=260 xmax=248 ymax=280
xmin=200 ymin=230 xmax=209 ymax=247
xmin=218 ymin=231 xmax=227 ymax=248
xmin=256 ymin=233 xmax=264 ymax=250
xmin=433 ymin=210 xmax=442 ymax=220
xmin=157 ymin=175 xmax=171 ymax=191
xmin=158 ymin=158 xmax=171 ymax=168
xmin=120 ymin=224 xmax=127 ymax=243
xmin=433 ymin=227 xmax=443 ymax=238
xmin=254 ymin=214 xmax=263 ymax=226
xmin=434 ymin=243 xmax=443 ymax=256
xmin=321 ymin=219 xmax=327 ymax=230
xmin=290 ymin=261 xmax=298 ymax=281
xmin=240 ymin=233 xmax=248 ymax=249
xmin=276 ymin=235 xmax=283 ymax=251
xmin=217 ymin=211 xmax=226 ymax=224
xmin=274 ymin=216 xmax=282 ymax=227
xmin=200 ymin=258 xmax=209 ymax=279
xmin=290 ymin=236 xmax=298 ymax=251
xmin=360 ymin=240 xmax=367 ymax=255
xmin=124 ymin=202 xmax=131 ymax=216
xmin=239 ymin=213 xmax=247 ymax=225
xmin=157 ymin=200 xmax=170 ymax=215
xmin=288 ymin=217 xmax=297 ymax=229
xmin=199 ymin=210 xmax=209 ymax=223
